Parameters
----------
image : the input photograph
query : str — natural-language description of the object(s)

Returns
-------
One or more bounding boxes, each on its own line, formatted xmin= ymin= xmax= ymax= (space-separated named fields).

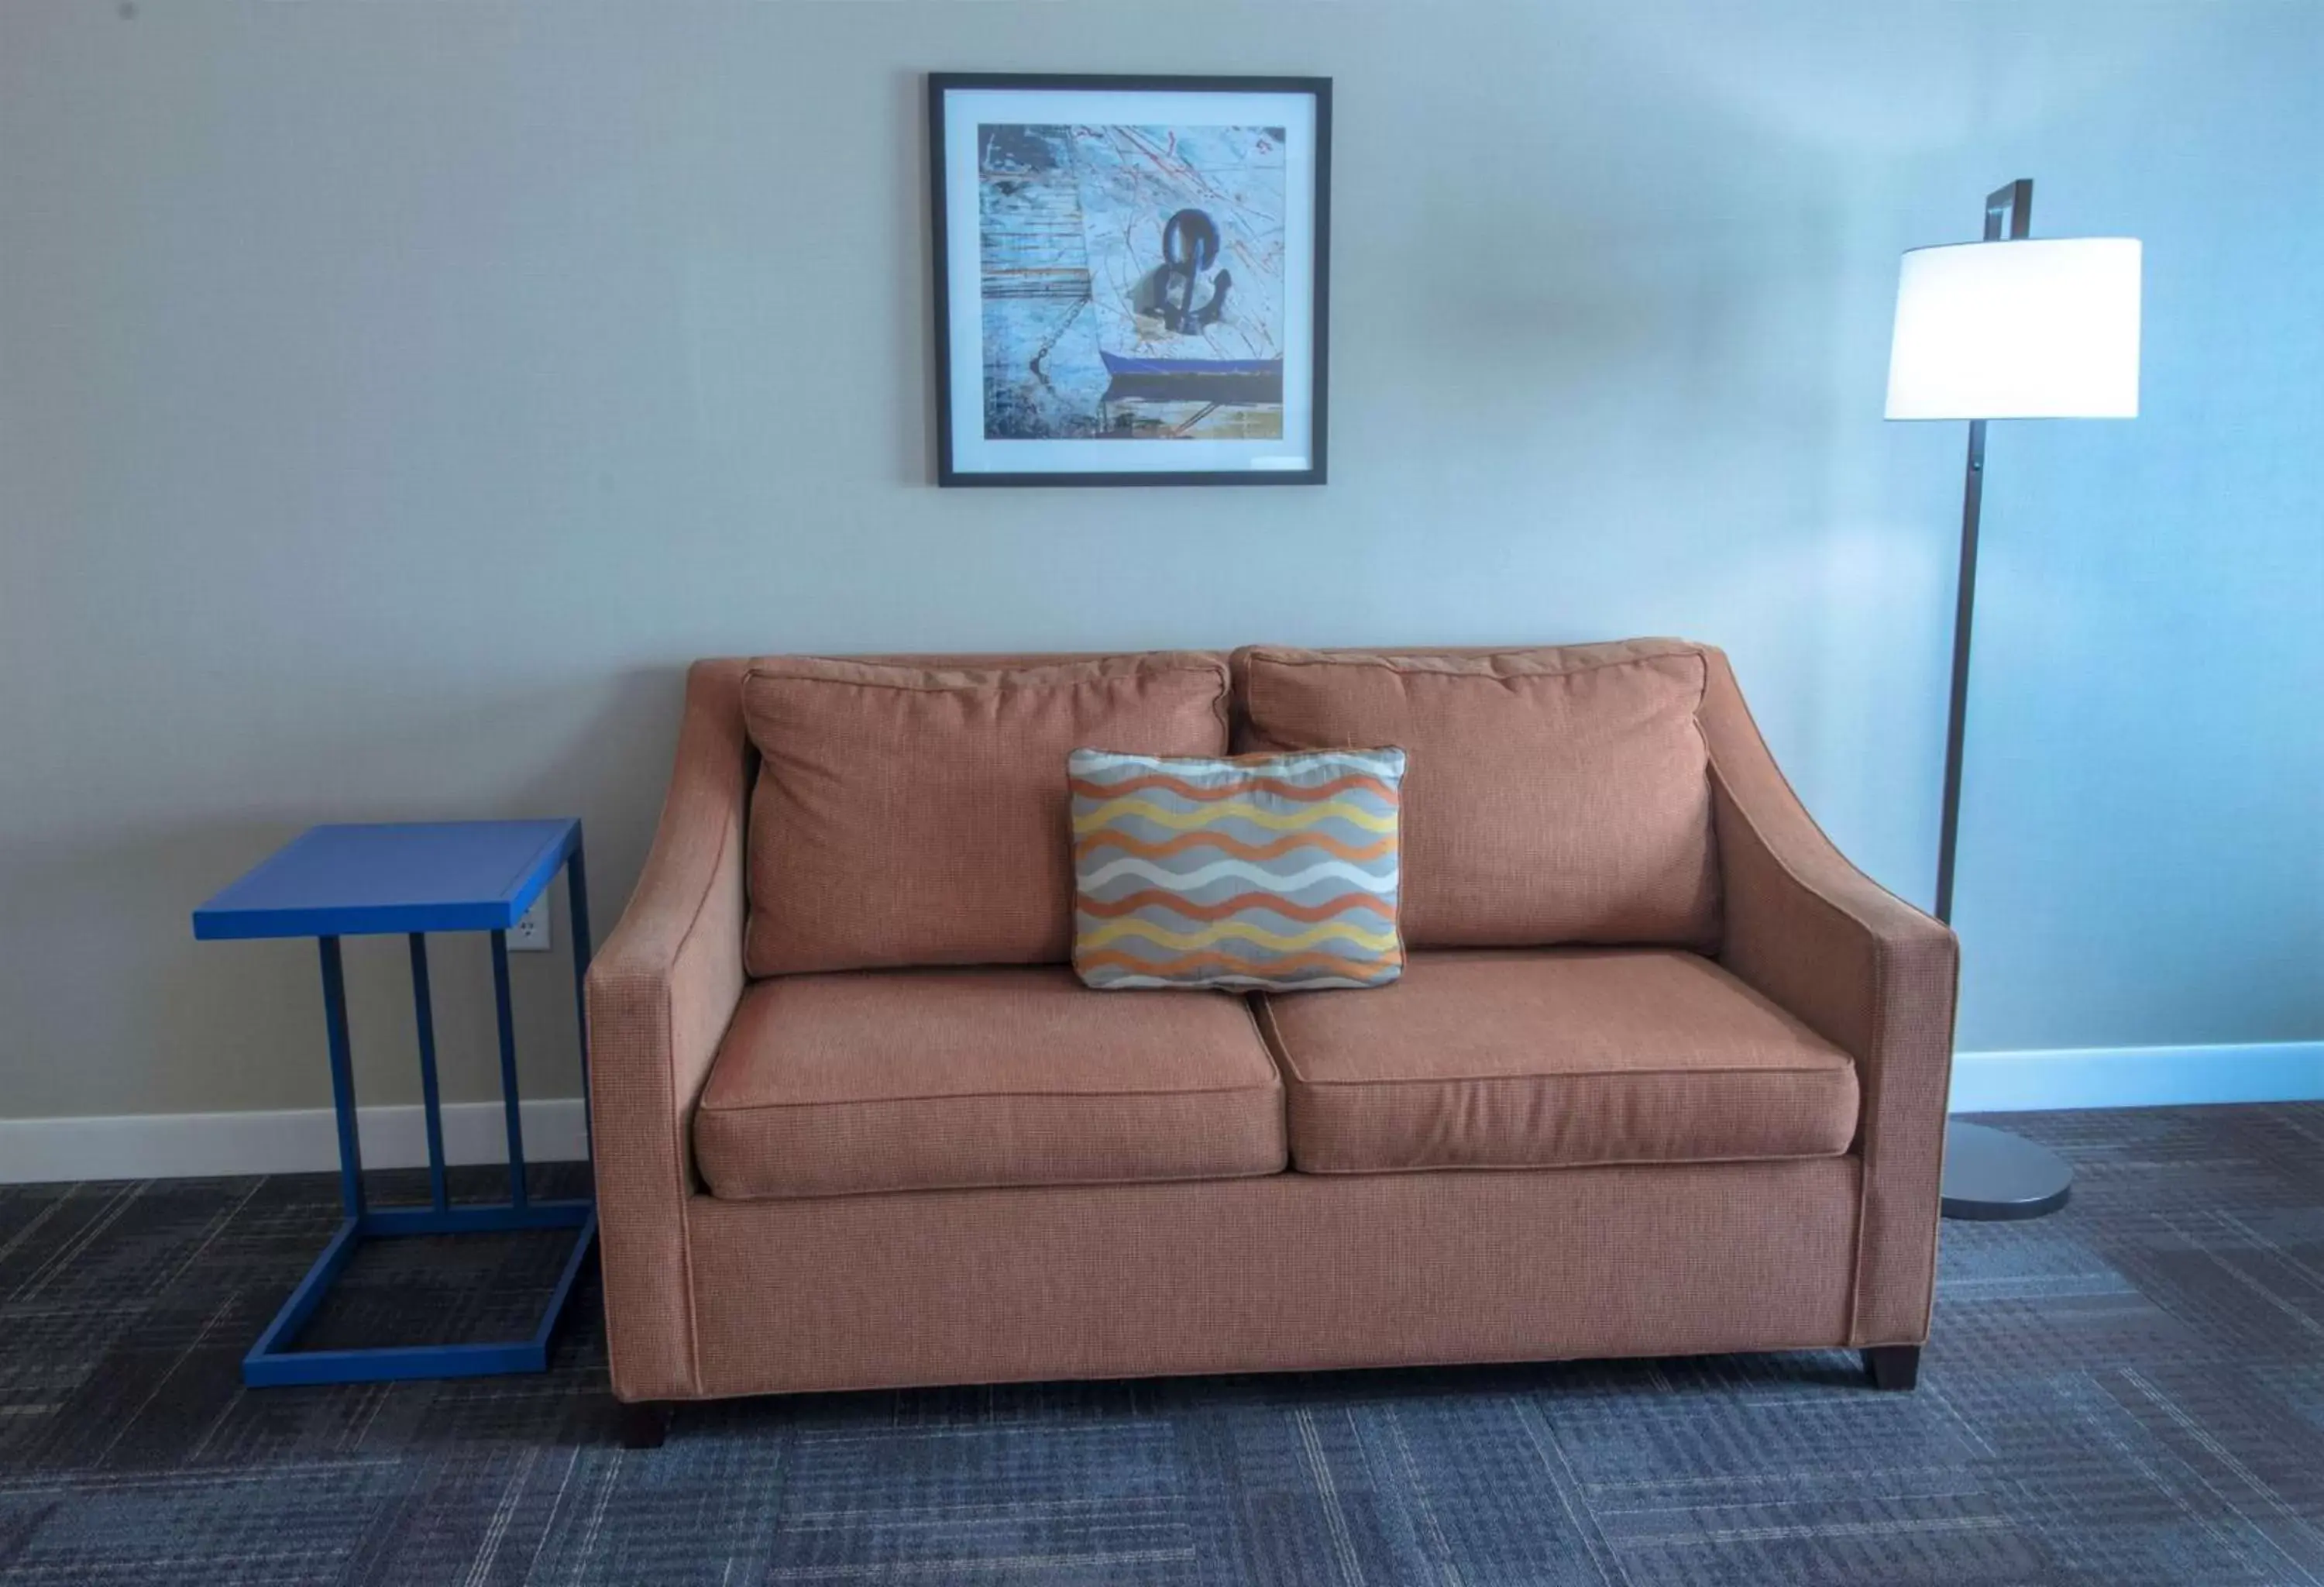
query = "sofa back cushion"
xmin=1233 ymin=640 xmax=1717 ymax=949
xmin=741 ymin=652 xmax=1231 ymax=976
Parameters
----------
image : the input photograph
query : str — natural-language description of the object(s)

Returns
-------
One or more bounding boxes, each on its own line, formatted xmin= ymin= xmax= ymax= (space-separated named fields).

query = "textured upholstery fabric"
xmin=583 ymin=659 xmax=752 ymax=1404
xmin=694 ymin=966 xmax=1285 ymax=1199
xmin=741 ymin=652 xmax=1231 ymax=976
xmin=1697 ymin=645 xmax=1958 ymax=1347
xmin=1233 ymin=642 xmax=1720 ymax=949
xmin=1070 ymin=747 xmax=1406 ymax=990
xmin=587 ymin=644 xmax=1958 ymax=1409
xmin=682 ymin=1158 xmax=1859 ymax=1398
xmin=1259 ymin=948 xmax=1858 ymax=1172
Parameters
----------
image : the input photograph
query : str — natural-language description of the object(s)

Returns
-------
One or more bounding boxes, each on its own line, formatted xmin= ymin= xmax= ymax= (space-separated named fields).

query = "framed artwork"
xmin=929 ymin=73 xmax=1332 ymax=487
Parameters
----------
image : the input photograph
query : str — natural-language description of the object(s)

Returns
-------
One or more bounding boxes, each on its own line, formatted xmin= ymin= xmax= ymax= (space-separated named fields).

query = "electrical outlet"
xmin=509 ymin=894 xmax=553 ymax=952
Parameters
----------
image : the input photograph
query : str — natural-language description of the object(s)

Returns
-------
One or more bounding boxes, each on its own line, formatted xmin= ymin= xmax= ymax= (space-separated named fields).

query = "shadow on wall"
xmin=1593 ymin=4 xmax=2188 ymax=154
xmin=899 ymin=67 xmax=936 ymax=489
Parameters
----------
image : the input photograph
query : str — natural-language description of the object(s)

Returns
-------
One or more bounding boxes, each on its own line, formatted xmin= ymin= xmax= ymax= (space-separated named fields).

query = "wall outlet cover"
xmin=509 ymin=894 xmax=552 ymax=952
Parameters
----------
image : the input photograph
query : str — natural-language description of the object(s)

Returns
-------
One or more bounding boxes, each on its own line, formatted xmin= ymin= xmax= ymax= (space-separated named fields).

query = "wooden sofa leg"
xmin=616 ymin=1399 xmax=674 ymax=1449
xmin=1863 ymin=1345 xmax=1921 ymax=1392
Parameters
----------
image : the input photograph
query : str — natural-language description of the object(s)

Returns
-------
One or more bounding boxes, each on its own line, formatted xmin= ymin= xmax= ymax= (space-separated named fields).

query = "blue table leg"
xmin=317 ymin=936 xmax=365 ymax=1220
xmin=565 ymin=842 xmax=593 ymax=1155
xmin=245 ymin=902 xmax=596 ymax=1388
xmin=242 ymin=1200 xmax=594 ymax=1386
xmin=242 ymin=1215 xmax=362 ymax=1375
xmin=490 ymin=928 xmax=528 ymax=1209
xmin=407 ymin=934 xmax=449 ymax=1213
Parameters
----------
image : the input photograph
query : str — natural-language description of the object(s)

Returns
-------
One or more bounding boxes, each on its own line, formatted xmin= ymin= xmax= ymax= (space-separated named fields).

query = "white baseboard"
xmin=0 ymin=1098 xmax=588 ymax=1185
xmin=1949 ymin=1041 xmax=2324 ymax=1113
xmin=2 ymin=1043 xmax=2317 ymax=1185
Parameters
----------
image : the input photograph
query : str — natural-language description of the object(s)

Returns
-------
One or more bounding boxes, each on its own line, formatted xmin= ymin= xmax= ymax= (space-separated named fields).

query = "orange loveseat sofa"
xmin=586 ymin=642 xmax=1958 ymax=1447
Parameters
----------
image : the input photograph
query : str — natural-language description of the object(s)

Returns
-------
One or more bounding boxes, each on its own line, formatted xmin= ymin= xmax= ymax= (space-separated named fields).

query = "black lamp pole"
xmin=1934 ymin=178 xmax=2075 ymax=1221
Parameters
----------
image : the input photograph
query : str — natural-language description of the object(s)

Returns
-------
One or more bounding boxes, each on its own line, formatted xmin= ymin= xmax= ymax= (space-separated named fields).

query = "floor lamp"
xmin=1884 ymin=179 xmax=2143 ymax=1220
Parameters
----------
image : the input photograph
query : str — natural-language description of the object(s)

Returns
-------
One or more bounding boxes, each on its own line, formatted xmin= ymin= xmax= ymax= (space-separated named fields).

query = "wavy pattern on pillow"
xmin=1069 ymin=747 xmax=1405 ymax=991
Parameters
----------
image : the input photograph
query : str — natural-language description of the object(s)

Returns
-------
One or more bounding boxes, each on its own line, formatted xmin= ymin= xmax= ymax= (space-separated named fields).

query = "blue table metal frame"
xmin=202 ymin=823 xmax=599 ymax=1387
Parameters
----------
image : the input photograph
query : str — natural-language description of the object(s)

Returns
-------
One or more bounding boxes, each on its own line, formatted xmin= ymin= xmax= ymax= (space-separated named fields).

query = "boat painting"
xmin=978 ymin=122 xmax=1287 ymax=442
xmin=931 ymin=74 xmax=1329 ymax=486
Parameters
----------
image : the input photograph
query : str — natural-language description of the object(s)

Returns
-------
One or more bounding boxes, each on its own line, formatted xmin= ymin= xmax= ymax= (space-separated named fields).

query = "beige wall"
xmin=2 ymin=0 xmax=2317 ymax=1124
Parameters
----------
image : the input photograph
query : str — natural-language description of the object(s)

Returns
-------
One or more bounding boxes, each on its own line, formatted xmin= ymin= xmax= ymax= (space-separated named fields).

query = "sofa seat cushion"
xmin=1257 ymin=948 xmax=1857 ymax=1173
xmin=695 ymin=966 xmax=1286 ymax=1200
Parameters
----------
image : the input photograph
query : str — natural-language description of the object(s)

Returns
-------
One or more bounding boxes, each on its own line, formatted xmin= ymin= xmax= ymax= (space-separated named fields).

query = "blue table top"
xmin=193 ymin=820 xmax=581 ymax=940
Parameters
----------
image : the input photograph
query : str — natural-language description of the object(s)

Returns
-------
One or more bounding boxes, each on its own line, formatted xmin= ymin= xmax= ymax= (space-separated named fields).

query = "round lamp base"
xmin=1941 ymin=1120 xmax=2072 ymax=1221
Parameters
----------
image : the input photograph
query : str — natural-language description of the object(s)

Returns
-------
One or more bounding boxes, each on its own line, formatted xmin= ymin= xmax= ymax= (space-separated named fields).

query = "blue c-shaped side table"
xmin=193 ymin=819 xmax=596 ymax=1387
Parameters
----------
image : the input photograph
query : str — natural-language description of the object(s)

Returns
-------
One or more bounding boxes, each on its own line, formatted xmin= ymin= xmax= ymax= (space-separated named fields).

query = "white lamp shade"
xmin=1885 ymin=237 xmax=2142 ymax=419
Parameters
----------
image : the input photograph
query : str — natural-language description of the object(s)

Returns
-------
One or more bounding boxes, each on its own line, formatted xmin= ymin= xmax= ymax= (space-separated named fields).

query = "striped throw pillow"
xmin=1069 ymin=747 xmax=1406 ymax=991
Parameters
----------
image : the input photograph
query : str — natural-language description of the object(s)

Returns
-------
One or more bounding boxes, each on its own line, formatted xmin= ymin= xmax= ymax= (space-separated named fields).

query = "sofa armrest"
xmin=586 ymin=659 xmax=751 ymax=1402
xmin=1697 ymin=648 xmax=1959 ymax=1347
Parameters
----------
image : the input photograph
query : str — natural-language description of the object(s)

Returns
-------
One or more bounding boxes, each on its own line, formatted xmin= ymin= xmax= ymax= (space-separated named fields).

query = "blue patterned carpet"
xmin=3 ymin=1103 xmax=2322 ymax=1584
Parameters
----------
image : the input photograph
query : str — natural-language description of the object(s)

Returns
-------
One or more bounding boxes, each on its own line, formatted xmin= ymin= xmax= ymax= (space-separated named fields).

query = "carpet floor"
xmin=2 ymin=1103 xmax=2321 ymax=1585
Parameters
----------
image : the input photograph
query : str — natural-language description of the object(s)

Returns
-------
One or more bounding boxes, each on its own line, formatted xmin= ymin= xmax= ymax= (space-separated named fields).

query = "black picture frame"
xmin=929 ymin=72 xmax=1332 ymax=487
